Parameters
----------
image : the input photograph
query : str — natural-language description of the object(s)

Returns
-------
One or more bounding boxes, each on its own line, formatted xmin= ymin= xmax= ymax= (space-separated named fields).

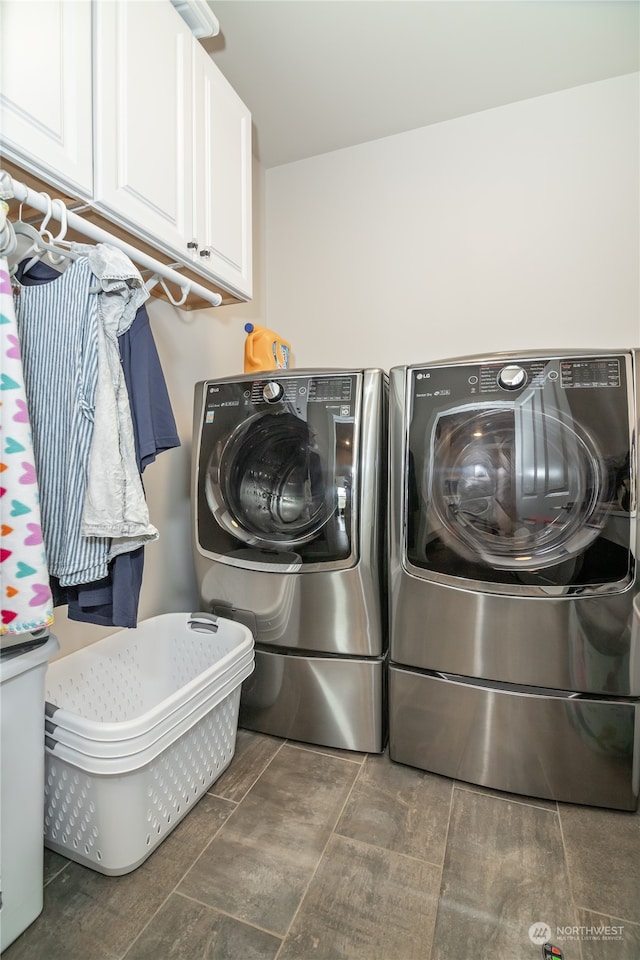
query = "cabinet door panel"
xmin=193 ymin=48 xmax=252 ymax=299
xmin=93 ymin=0 xmax=193 ymax=254
xmin=0 ymin=0 xmax=93 ymax=194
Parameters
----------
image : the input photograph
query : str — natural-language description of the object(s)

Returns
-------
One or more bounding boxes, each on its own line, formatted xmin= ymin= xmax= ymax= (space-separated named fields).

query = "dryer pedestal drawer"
xmin=240 ymin=648 xmax=387 ymax=753
xmin=389 ymin=664 xmax=639 ymax=810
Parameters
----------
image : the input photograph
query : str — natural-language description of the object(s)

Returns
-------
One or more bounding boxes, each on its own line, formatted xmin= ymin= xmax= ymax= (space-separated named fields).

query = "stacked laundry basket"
xmin=43 ymin=612 xmax=254 ymax=875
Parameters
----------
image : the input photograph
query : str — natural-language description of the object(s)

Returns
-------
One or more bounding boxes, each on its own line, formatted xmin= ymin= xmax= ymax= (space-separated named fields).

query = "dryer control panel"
xmin=559 ymin=358 xmax=621 ymax=389
xmin=412 ymin=355 xmax=624 ymax=402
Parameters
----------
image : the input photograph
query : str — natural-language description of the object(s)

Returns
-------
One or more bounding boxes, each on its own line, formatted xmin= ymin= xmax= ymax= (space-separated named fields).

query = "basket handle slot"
xmin=188 ymin=612 xmax=220 ymax=634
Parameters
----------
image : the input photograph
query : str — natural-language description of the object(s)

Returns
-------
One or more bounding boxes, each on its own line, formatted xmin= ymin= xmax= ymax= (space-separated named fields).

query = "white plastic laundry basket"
xmin=43 ymin=613 xmax=253 ymax=875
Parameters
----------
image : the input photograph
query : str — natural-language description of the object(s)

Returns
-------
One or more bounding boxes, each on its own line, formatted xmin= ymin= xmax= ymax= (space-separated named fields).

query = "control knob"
xmin=262 ymin=381 xmax=284 ymax=403
xmin=497 ymin=364 xmax=527 ymax=391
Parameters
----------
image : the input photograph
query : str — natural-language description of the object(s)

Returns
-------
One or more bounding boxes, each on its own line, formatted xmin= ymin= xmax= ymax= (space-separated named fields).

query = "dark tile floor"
xmin=4 ymin=728 xmax=640 ymax=960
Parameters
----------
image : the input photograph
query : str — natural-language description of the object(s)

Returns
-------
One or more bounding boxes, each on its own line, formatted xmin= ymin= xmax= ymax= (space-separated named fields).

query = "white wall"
xmin=265 ymin=74 xmax=640 ymax=369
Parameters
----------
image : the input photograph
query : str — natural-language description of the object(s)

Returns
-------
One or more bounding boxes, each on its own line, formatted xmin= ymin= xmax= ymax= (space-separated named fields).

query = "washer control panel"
xmin=262 ymin=381 xmax=284 ymax=403
xmin=497 ymin=364 xmax=527 ymax=391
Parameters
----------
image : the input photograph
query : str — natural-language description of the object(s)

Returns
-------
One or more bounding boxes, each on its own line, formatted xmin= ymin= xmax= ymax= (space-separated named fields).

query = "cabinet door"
xmin=0 ymin=0 xmax=93 ymax=195
xmin=93 ymin=0 xmax=193 ymax=255
xmin=192 ymin=45 xmax=253 ymax=300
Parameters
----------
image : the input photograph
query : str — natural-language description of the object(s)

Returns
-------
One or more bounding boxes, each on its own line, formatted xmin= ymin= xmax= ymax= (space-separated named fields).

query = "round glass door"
xmin=428 ymin=405 xmax=607 ymax=570
xmin=205 ymin=412 xmax=336 ymax=548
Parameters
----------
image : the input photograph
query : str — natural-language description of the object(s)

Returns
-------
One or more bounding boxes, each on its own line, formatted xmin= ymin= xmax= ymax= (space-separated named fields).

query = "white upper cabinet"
xmin=93 ymin=0 xmax=252 ymax=299
xmin=0 ymin=0 xmax=93 ymax=195
xmin=1 ymin=0 xmax=252 ymax=302
xmin=192 ymin=45 xmax=253 ymax=299
xmin=93 ymin=0 xmax=194 ymax=257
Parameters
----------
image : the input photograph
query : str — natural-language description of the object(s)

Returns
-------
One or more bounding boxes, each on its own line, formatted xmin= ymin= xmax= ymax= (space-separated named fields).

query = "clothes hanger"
xmin=43 ymin=199 xmax=70 ymax=267
xmin=0 ymin=199 xmax=18 ymax=258
xmin=13 ymin=220 xmax=79 ymax=275
xmin=14 ymin=220 xmax=81 ymax=273
xmin=12 ymin=194 xmax=80 ymax=274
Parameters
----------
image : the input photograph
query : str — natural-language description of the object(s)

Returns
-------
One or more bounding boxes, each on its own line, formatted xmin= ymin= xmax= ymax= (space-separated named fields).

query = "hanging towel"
xmin=0 ymin=256 xmax=53 ymax=636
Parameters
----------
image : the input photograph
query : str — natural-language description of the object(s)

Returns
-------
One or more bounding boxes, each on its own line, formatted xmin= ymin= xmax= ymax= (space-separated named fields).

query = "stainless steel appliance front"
xmin=388 ymin=351 xmax=639 ymax=809
xmin=192 ymin=368 xmax=388 ymax=752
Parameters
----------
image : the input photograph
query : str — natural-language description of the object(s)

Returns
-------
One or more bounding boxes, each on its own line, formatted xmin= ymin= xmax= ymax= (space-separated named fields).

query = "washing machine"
xmin=388 ymin=350 xmax=640 ymax=809
xmin=192 ymin=368 xmax=387 ymax=753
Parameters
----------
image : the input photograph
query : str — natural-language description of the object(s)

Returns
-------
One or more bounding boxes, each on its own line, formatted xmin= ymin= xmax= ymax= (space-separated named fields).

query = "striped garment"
xmin=14 ymin=256 xmax=111 ymax=586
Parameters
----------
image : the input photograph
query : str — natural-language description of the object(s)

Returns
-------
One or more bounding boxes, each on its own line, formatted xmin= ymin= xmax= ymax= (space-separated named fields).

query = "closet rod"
xmin=1 ymin=171 xmax=223 ymax=308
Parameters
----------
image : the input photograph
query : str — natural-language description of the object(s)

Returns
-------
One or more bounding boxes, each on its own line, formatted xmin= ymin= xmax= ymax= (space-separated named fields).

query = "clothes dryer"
xmin=388 ymin=351 xmax=639 ymax=809
xmin=192 ymin=368 xmax=387 ymax=752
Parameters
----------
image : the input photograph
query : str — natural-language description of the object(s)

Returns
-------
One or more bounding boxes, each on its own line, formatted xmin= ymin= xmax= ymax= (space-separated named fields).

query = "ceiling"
xmin=204 ymin=0 xmax=640 ymax=169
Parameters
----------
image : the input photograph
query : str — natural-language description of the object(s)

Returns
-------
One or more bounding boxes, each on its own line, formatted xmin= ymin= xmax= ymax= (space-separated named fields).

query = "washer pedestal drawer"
xmin=240 ymin=648 xmax=387 ymax=753
xmin=389 ymin=664 xmax=639 ymax=811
